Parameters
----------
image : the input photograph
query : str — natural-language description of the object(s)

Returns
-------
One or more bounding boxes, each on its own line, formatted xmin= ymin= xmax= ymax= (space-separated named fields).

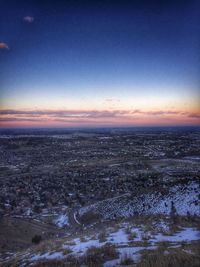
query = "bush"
xmin=32 ymin=235 xmax=42 ymax=244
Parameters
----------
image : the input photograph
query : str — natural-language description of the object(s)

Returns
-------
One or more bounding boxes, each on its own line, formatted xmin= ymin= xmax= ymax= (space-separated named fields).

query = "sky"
xmin=0 ymin=0 xmax=200 ymax=128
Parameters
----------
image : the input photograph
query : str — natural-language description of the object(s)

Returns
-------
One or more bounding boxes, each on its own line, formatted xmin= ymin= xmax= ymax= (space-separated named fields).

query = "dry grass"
xmin=62 ymin=248 xmax=73 ymax=255
xmin=1 ymin=215 xmax=199 ymax=267
xmin=82 ymin=244 xmax=118 ymax=266
xmin=33 ymin=259 xmax=69 ymax=267
xmin=0 ymin=217 xmax=61 ymax=253
xmin=0 ymin=260 xmax=21 ymax=267
xmin=98 ymin=232 xmax=107 ymax=242
xmin=128 ymin=240 xmax=149 ymax=247
xmin=3 ymin=242 xmax=200 ymax=267
xmin=141 ymin=232 xmax=151 ymax=241
xmin=125 ymin=226 xmax=132 ymax=235
xmin=32 ymin=238 xmax=63 ymax=254
xmin=79 ymin=236 xmax=87 ymax=242
xmin=137 ymin=246 xmax=200 ymax=267
xmin=120 ymin=253 xmax=135 ymax=265
xmin=29 ymin=244 xmax=118 ymax=267
xmin=128 ymin=232 xmax=137 ymax=241
xmin=79 ymin=210 xmax=102 ymax=225
xmin=32 ymin=257 xmax=80 ymax=267
xmin=127 ymin=215 xmax=200 ymax=235
xmin=31 ymin=244 xmax=118 ymax=267
xmin=86 ymin=243 xmax=118 ymax=258
xmin=156 ymin=241 xmax=171 ymax=252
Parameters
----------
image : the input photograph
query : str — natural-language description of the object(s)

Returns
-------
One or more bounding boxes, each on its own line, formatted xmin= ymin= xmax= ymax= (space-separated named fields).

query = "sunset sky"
xmin=0 ymin=0 xmax=200 ymax=128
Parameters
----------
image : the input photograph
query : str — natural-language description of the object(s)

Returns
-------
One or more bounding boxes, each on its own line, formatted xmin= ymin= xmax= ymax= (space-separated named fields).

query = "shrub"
xmin=32 ymin=235 xmax=42 ymax=244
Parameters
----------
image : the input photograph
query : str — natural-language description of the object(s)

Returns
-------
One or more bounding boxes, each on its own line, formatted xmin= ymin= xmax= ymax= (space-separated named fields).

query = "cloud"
xmin=0 ymin=118 xmax=40 ymax=122
xmin=0 ymin=110 xmax=123 ymax=126
xmin=0 ymin=109 xmax=199 ymax=125
xmin=0 ymin=42 xmax=9 ymax=50
xmin=23 ymin=16 xmax=34 ymax=23
xmin=187 ymin=113 xmax=200 ymax=119
xmin=0 ymin=109 xmax=128 ymax=119
xmin=0 ymin=109 xmax=198 ymax=118
xmin=129 ymin=110 xmax=181 ymax=116
xmin=105 ymin=98 xmax=120 ymax=102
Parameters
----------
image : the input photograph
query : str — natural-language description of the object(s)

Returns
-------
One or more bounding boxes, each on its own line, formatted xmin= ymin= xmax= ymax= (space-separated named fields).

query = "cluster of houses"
xmin=0 ymin=130 xmax=199 ymax=218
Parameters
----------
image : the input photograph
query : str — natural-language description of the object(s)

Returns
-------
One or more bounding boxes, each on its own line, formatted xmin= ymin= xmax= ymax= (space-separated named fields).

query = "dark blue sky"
xmin=0 ymin=0 xmax=200 ymax=127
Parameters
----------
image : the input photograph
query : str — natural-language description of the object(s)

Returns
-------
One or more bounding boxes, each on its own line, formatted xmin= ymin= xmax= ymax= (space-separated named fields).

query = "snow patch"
xmin=31 ymin=252 xmax=63 ymax=261
xmin=54 ymin=214 xmax=69 ymax=228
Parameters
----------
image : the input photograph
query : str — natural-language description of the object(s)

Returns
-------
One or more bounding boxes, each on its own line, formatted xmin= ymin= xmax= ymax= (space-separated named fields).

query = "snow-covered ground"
xmin=104 ymin=246 xmax=157 ymax=267
xmin=103 ymin=227 xmax=200 ymax=266
xmin=1 ymin=222 xmax=199 ymax=266
xmin=62 ymin=226 xmax=199 ymax=255
xmin=54 ymin=214 xmax=69 ymax=228
xmin=1 ymin=181 xmax=199 ymax=266
xmin=26 ymin=226 xmax=200 ymax=266
xmin=31 ymin=251 xmax=64 ymax=261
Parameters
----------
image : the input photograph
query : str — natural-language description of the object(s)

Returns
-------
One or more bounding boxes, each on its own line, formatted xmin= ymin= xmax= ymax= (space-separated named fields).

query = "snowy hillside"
xmin=78 ymin=181 xmax=200 ymax=222
xmin=1 ymin=218 xmax=199 ymax=266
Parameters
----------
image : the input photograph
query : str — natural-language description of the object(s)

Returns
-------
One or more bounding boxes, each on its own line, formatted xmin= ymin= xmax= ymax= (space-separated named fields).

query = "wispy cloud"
xmin=0 ymin=109 xmax=125 ymax=118
xmin=105 ymin=98 xmax=120 ymax=103
xmin=0 ymin=117 xmax=40 ymax=122
xmin=0 ymin=42 xmax=9 ymax=50
xmin=187 ymin=113 xmax=200 ymax=119
xmin=0 ymin=109 xmax=199 ymax=127
xmin=23 ymin=16 xmax=34 ymax=23
xmin=130 ymin=110 xmax=182 ymax=116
